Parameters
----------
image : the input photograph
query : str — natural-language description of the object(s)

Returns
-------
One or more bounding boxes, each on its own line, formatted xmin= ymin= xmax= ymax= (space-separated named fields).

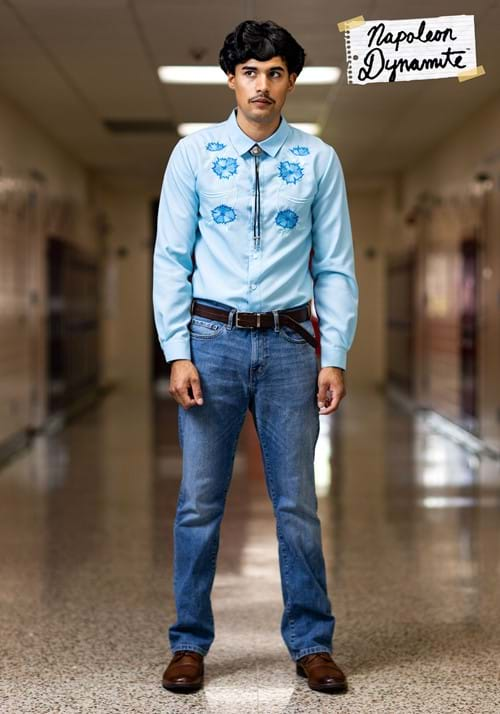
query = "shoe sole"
xmin=162 ymin=680 xmax=203 ymax=693
xmin=296 ymin=663 xmax=348 ymax=693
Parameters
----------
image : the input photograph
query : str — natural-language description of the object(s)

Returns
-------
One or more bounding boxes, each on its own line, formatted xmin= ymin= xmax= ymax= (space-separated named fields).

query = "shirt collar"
xmin=226 ymin=106 xmax=290 ymax=157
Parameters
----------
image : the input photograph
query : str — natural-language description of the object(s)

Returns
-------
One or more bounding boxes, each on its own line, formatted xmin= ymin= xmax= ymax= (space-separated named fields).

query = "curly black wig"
xmin=219 ymin=20 xmax=306 ymax=77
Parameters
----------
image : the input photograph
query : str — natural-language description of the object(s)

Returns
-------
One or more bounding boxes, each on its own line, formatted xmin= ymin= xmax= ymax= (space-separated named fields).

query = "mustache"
xmin=251 ymin=96 xmax=274 ymax=103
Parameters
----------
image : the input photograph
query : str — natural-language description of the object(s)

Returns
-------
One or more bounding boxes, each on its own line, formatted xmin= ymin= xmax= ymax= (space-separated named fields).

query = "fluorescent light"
xmin=177 ymin=123 xmax=215 ymax=136
xmin=290 ymin=123 xmax=320 ymax=135
xmin=158 ymin=65 xmax=340 ymax=85
xmin=158 ymin=66 xmax=227 ymax=84
xmin=178 ymin=121 xmax=320 ymax=137
xmin=300 ymin=67 xmax=340 ymax=83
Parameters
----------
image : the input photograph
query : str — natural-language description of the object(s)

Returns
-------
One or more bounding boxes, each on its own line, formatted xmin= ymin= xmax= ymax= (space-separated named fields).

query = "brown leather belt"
xmin=191 ymin=300 xmax=317 ymax=349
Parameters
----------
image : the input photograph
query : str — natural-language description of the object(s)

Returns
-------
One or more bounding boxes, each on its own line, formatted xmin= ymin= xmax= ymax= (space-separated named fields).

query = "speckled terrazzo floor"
xmin=1 ymin=385 xmax=500 ymax=713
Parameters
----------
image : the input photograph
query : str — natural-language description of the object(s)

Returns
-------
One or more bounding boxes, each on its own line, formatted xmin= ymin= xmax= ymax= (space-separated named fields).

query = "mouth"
xmin=252 ymin=98 xmax=273 ymax=105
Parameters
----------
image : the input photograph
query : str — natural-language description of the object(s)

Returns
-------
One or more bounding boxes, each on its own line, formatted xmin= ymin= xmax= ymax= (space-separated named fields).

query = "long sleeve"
xmin=152 ymin=138 xmax=199 ymax=363
xmin=310 ymin=146 xmax=359 ymax=370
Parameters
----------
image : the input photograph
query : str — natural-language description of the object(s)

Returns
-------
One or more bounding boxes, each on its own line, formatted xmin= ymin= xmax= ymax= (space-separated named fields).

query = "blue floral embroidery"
xmin=275 ymin=209 xmax=299 ymax=229
xmin=278 ymin=161 xmax=304 ymax=184
xmin=212 ymin=156 xmax=238 ymax=179
xmin=206 ymin=141 xmax=226 ymax=151
xmin=212 ymin=205 xmax=236 ymax=224
xmin=289 ymin=145 xmax=310 ymax=156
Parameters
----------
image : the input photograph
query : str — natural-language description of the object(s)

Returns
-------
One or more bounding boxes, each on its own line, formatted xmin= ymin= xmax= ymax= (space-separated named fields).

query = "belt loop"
xmin=272 ymin=309 xmax=280 ymax=332
xmin=227 ymin=307 xmax=236 ymax=330
xmin=190 ymin=298 xmax=194 ymax=314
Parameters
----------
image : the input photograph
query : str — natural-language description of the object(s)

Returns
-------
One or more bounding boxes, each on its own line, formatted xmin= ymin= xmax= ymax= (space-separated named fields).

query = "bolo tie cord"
xmin=250 ymin=143 xmax=262 ymax=249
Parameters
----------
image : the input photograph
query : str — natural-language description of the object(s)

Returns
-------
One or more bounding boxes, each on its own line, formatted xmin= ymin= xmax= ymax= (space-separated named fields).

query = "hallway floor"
xmin=1 ymin=385 xmax=499 ymax=713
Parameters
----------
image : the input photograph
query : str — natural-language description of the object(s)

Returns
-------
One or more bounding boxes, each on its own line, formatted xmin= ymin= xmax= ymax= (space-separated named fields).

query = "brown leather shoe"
xmin=296 ymin=652 xmax=348 ymax=693
xmin=162 ymin=650 xmax=204 ymax=693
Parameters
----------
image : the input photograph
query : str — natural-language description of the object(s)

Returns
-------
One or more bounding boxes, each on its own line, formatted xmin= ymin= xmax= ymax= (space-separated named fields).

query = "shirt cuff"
xmin=162 ymin=338 xmax=191 ymax=364
xmin=320 ymin=347 xmax=347 ymax=370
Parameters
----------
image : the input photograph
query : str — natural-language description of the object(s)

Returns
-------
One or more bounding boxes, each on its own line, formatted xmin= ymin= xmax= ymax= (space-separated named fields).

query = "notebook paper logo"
xmin=338 ymin=15 xmax=485 ymax=84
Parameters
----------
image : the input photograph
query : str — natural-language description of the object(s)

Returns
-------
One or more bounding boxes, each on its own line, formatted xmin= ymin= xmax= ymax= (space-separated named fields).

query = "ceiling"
xmin=0 ymin=0 xmax=498 ymax=194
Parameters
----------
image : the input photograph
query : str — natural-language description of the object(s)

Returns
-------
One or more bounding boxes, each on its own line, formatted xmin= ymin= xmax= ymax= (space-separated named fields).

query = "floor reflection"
xmin=1 ymin=385 xmax=499 ymax=712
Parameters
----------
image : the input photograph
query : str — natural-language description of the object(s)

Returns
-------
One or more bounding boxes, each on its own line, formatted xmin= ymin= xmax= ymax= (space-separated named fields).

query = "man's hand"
xmin=168 ymin=359 xmax=204 ymax=410
xmin=317 ymin=367 xmax=346 ymax=415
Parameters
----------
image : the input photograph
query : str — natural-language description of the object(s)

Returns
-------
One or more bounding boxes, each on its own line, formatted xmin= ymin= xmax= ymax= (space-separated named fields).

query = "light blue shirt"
xmin=152 ymin=107 xmax=358 ymax=370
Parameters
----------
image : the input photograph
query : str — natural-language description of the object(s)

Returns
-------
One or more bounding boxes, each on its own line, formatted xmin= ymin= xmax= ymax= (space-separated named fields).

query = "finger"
xmin=317 ymin=383 xmax=334 ymax=408
xmin=316 ymin=383 xmax=330 ymax=408
xmin=179 ymin=383 xmax=197 ymax=409
xmin=319 ymin=391 xmax=343 ymax=414
xmin=190 ymin=374 xmax=204 ymax=405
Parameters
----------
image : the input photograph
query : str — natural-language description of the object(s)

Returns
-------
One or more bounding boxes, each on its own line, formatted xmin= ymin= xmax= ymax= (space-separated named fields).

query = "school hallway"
xmin=2 ymin=1 xmax=500 ymax=711
xmin=1 ymin=383 xmax=499 ymax=713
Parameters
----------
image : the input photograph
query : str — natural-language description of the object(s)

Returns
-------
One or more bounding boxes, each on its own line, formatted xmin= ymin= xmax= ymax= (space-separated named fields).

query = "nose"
xmin=255 ymin=73 xmax=270 ymax=93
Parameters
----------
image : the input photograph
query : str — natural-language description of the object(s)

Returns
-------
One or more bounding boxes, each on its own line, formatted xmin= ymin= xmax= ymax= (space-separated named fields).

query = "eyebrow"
xmin=240 ymin=64 xmax=285 ymax=71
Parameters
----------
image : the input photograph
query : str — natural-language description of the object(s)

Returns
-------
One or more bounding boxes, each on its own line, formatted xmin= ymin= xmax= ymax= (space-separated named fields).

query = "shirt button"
xmin=250 ymin=283 xmax=257 ymax=290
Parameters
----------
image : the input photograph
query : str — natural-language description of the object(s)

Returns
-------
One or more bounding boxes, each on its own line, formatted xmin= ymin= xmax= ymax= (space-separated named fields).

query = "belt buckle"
xmin=235 ymin=311 xmax=246 ymax=328
xmin=235 ymin=311 xmax=261 ymax=328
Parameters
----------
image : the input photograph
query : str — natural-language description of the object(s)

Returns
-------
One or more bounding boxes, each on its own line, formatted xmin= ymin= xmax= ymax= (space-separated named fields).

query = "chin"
xmin=252 ymin=107 xmax=277 ymax=120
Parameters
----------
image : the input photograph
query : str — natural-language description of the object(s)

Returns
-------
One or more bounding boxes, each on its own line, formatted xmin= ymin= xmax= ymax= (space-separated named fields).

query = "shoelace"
xmin=250 ymin=143 xmax=262 ymax=249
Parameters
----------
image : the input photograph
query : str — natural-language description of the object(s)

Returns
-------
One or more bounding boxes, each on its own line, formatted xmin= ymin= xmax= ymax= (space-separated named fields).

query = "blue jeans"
xmin=169 ymin=298 xmax=335 ymax=661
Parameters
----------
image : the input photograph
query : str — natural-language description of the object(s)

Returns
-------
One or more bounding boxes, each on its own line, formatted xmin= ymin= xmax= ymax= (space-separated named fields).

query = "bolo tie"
xmin=249 ymin=143 xmax=263 ymax=249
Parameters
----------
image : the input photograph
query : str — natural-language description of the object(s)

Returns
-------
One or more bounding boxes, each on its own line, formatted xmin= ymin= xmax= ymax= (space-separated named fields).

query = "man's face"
xmin=227 ymin=55 xmax=297 ymax=125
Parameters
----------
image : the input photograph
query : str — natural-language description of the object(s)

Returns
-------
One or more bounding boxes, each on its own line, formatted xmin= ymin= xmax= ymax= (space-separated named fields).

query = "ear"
xmin=288 ymin=72 xmax=297 ymax=92
xmin=227 ymin=72 xmax=235 ymax=91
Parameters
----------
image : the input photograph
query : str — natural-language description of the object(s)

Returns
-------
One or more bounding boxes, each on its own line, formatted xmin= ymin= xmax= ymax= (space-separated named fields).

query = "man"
xmin=153 ymin=19 xmax=358 ymax=695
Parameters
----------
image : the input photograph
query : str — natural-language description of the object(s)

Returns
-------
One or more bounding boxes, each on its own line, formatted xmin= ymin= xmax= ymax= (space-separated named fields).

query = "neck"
xmin=235 ymin=108 xmax=281 ymax=142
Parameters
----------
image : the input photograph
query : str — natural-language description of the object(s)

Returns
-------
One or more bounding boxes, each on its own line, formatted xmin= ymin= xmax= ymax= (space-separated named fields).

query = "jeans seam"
xmin=172 ymin=488 xmax=185 ymax=598
xmin=206 ymin=410 xmax=247 ymax=624
xmin=177 ymin=406 xmax=184 ymax=449
xmin=257 ymin=419 xmax=297 ymax=650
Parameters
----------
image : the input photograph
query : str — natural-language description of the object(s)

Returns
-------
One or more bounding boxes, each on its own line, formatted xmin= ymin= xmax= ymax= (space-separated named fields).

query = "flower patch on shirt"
xmin=278 ymin=161 xmax=304 ymax=184
xmin=212 ymin=205 xmax=236 ymax=224
xmin=275 ymin=209 xmax=299 ymax=229
xmin=212 ymin=157 xmax=238 ymax=179
xmin=206 ymin=141 xmax=226 ymax=151
xmin=289 ymin=145 xmax=310 ymax=156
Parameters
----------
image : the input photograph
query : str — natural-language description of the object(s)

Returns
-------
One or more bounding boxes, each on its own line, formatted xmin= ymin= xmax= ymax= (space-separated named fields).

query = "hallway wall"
xmin=0 ymin=91 xmax=152 ymax=447
xmin=347 ymin=190 xmax=386 ymax=388
xmin=380 ymin=92 xmax=500 ymax=451
xmin=90 ymin=181 xmax=152 ymax=393
xmin=0 ymin=91 xmax=97 ymax=440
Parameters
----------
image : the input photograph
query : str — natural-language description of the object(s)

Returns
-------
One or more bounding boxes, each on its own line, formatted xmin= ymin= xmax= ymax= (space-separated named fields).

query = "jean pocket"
xmin=189 ymin=316 xmax=225 ymax=339
xmin=279 ymin=318 xmax=315 ymax=344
